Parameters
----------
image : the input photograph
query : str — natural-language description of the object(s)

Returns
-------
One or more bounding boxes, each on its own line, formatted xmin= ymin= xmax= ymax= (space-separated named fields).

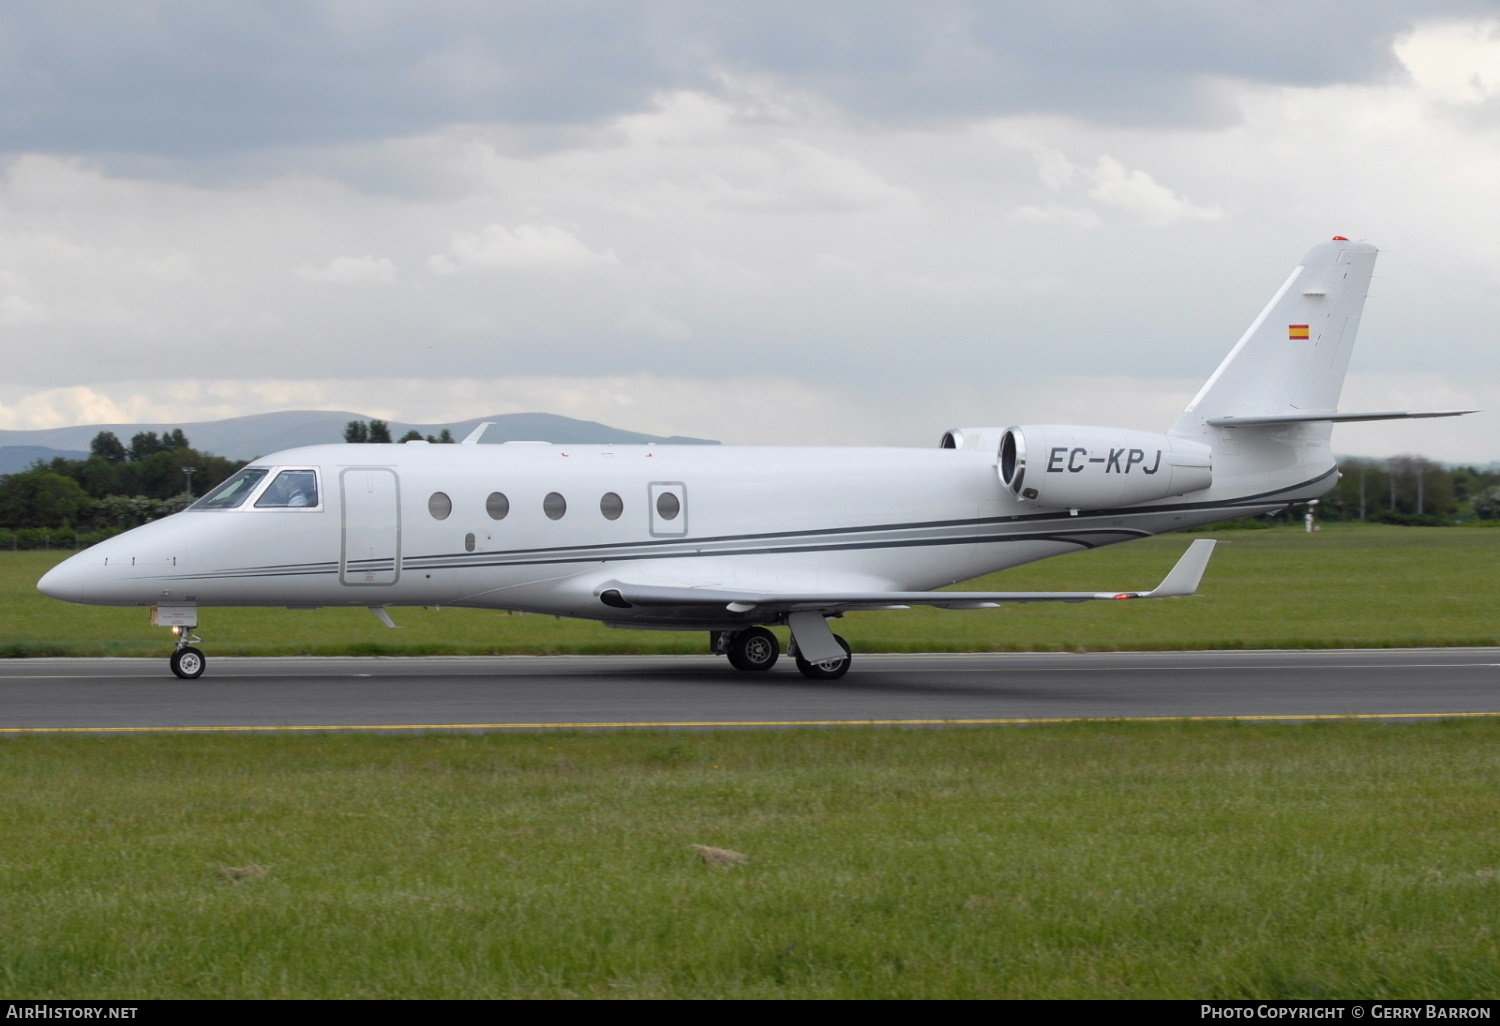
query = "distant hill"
xmin=0 ymin=411 xmax=717 ymax=462
xmin=0 ymin=445 xmax=90 ymax=476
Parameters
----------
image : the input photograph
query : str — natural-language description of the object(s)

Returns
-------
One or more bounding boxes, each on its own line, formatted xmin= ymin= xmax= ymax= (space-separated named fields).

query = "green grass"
xmin=4 ymin=525 xmax=1498 ymax=656
xmin=2 ymin=722 xmax=1499 ymax=998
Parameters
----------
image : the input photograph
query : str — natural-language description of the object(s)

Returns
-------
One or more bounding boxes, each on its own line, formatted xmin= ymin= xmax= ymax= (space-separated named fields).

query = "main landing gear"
xmin=712 ymin=628 xmax=853 ymax=680
xmin=792 ymin=635 xmax=852 ymax=681
xmin=169 ymin=627 xmax=206 ymax=679
xmin=718 ymin=627 xmax=780 ymax=671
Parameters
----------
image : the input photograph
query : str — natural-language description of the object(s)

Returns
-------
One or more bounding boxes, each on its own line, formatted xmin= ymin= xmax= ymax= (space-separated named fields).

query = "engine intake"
xmin=940 ymin=427 xmax=1008 ymax=452
xmin=999 ymin=425 xmax=1212 ymax=509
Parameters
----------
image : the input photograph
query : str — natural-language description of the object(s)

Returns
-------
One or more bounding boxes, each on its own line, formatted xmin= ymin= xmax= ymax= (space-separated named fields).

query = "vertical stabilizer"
xmin=1173 ymin=239 xmax=1377 ymax=437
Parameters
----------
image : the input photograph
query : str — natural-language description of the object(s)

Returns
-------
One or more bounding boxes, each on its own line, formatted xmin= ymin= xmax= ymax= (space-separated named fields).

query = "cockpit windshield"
xmin=189 ymin=468 xmax=269 ymax=510
xmin=254 ymin=469 xmax=320 ymax=508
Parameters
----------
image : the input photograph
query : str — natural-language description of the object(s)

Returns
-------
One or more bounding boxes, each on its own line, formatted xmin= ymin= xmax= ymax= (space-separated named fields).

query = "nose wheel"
xmin=170 ymin=647 xmax=206 ymax=679
xmin=169 ymin=627 xmax=207 ymax=679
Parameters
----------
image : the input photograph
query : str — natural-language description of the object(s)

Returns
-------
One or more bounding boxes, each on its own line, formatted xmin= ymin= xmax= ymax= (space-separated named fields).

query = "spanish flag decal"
xmin=1289 ymin=324 xmax=1310 ymax=340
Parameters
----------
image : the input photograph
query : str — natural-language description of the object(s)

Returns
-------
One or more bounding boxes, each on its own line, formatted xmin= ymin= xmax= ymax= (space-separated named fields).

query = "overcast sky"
xmin=1 ymin=2 xmax=1496 ymax=459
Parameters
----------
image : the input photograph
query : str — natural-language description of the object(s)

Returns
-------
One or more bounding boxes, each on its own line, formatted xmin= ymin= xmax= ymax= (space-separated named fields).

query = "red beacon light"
xmin=1332 ymin=236 xmax=1349 ymax=241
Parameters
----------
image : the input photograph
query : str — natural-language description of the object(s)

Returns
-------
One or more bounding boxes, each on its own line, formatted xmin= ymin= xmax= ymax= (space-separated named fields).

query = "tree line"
xmin=344 ymin=419 xmax=455 ymax=444
xmin=0 ymin=430 xmax=245 ymax=534
xmin=2 ymin=421 xmax=459 ymax=542
xmin=1315 ymin=456 xmax=1500 ymax=524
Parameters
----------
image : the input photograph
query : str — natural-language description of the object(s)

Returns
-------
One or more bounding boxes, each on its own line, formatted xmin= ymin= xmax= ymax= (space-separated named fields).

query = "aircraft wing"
xmin=597 ymin=539 xmax=1217 ymax=614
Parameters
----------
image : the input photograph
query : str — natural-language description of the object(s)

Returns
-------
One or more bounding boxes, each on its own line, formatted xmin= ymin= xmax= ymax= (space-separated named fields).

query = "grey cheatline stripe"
xmin=404 ymin=515 xmax=1079 ymax=563
xmin=402 ymin=529 xmax=1136 ymax=574
xmin=158 ymin=528 xmax=1120 ymax=583
xmin=154 ymin=471 xmax=1328 ymax=585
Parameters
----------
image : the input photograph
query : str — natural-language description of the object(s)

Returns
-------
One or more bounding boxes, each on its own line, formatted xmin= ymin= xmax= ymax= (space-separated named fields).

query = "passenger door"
xmin=340 ymin=468 xmax=401 ymax=585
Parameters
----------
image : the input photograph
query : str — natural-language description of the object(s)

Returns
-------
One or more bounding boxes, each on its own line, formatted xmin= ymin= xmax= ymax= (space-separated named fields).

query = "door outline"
xmin=340 ymin=467 xmax=402 ymax=586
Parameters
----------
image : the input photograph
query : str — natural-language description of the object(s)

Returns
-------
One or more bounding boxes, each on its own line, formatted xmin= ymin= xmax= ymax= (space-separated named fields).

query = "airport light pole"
xmin=183 ymin=466 xmax=196 ymax=497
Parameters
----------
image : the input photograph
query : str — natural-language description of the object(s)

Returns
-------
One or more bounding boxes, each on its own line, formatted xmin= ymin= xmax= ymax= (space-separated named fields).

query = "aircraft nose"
xmin=37 ymin=518 xmax=193 ymax=605
xmin=37 ymin=552 xmax=97 ymax=604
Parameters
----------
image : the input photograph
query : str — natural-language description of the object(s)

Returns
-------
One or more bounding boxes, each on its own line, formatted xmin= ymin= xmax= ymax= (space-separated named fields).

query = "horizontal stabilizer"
xmin=596 ymin=540 xmax=1217 ymax=614
xmin=1207 ymin=410 xmax=1476 ymax=427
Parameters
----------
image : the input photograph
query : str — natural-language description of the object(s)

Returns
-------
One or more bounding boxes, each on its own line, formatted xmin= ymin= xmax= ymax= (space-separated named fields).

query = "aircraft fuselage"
xmin=37 ymin=438 xmax=1327 ymax=628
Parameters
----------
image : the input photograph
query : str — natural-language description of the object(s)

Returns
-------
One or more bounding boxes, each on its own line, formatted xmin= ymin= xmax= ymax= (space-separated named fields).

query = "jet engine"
xmin=999 ymin=425 xmax=1212 ymax=509
xmin=939 ymin=427 xmax=1008 ymax=452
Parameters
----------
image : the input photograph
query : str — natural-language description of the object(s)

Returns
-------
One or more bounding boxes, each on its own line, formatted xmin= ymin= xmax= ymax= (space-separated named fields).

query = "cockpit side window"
xmin=254 ymin=469 xmax=321 ymax=509
xmin=190 ymin=468 xmax=269 ymax=510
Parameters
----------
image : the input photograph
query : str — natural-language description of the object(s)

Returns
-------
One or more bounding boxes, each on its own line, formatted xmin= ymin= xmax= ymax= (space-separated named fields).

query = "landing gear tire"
xmin=795 ymin=634 xmax=852 ymax=680
xmin=170 ymin=646 xmax=206 ymax=679
xmin=727 ymin=627 xmax=780 ymax=672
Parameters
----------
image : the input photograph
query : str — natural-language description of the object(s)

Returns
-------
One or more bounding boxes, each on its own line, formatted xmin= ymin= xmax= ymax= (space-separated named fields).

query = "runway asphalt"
xmin=2 ymin=648 xmax=1498 ymax=733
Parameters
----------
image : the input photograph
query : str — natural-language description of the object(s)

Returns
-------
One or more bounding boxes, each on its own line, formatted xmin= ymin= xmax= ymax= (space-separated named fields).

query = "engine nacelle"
xmin=939 ymin=427 xmax=1008 ymax=451
xmin=999 ymin=425 xmax=1212 ymax=509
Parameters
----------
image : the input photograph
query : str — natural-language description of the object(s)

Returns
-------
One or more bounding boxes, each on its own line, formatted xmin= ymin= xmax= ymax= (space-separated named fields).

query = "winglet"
xmin=461 ymin=422 xmax=495 ymax=445
xmin=1140 ymin=539 xmax=1217 ymax=598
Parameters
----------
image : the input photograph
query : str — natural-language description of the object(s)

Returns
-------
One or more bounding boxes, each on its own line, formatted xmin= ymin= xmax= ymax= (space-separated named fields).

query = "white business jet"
xmin=38 ymin=239 xmax=1471 ymax=679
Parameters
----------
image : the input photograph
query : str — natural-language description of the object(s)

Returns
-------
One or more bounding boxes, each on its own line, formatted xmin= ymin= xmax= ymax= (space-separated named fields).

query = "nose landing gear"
xmin=167 ymin=623 xmax=206 ymax=679
xmin=170 ymin=639 xmax=206 ymax=679
xmin=153 ymin=606 xmax=206 ymax=679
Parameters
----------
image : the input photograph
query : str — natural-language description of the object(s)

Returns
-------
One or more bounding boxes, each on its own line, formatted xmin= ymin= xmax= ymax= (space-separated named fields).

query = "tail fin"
xmin=1173 ymin=239 xmax=1377 ymax=436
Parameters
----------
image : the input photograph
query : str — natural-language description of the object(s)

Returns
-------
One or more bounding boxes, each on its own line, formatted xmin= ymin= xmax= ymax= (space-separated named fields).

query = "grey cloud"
xmin=0 ymin=1 xmax=706 ymax=157
xmin=711 ymin=0 xmax=1490 ymax=126
xmin=0 ymin=0 xmax=1492 ymax=160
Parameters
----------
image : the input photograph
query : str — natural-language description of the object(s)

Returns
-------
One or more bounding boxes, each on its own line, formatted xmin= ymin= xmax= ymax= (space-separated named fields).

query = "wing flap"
xmin=596 ymin=540 xmax=1217 ymax=614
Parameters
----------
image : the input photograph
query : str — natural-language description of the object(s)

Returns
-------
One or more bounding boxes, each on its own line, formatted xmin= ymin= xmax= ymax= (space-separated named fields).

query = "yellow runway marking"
xmin=5 ymin=711 xmax=1500 ymax=734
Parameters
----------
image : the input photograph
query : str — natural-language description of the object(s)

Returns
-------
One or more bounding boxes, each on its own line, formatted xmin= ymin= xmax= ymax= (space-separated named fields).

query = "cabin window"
xmin=543 ymin=492 xmax=567 ymax=520
xmin=486 ymin=492 xmax=510 ymax=520
xmin=464 ymin=533 xmax=476 ymax=552
xmin=429 ymin=492 xmax=452 ymax=520
xmin=254 ymin=469 xmax=320 ymax=508
xmin=655 ymin=491 xmax=681 ymax=520
xmin=190 ymin=468 xmax=268 ymax=510
xmin=600 ymin=492 xmax=623 ymax=520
